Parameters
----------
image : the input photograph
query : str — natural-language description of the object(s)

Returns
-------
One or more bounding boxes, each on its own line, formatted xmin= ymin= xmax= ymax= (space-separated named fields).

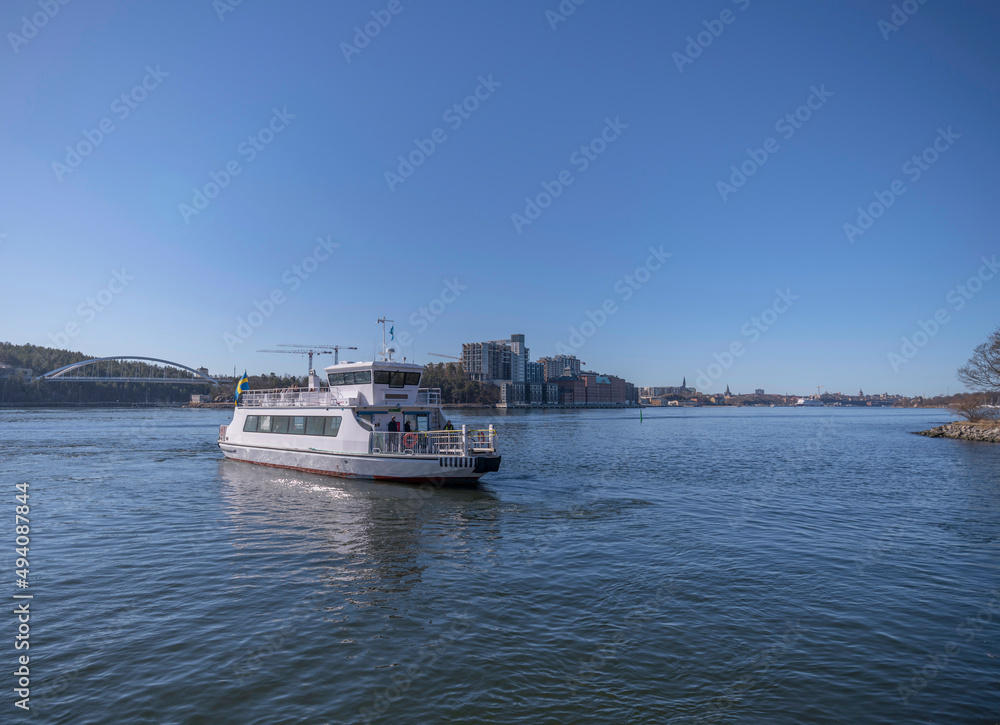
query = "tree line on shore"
xmin=4 ymin=330 xmax=997 ymax=412
xmin=0 ymin=343 xmax=497 ymax=405
xmin=418 ymin=362 xmax=500 ymax=405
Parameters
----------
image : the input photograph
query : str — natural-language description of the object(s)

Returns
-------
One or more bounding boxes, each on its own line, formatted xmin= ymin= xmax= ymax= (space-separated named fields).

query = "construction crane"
xmin=277 ymin=344 xmax=359 ymax=365
xmin=428 ymin=353 xmax=461 ymax=360
xmin=257 ymin=344 xmax=358 ymax=375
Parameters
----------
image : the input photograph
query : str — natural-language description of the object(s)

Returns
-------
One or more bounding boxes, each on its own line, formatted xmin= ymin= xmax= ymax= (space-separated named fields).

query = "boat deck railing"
xmin=238 ymin=388 xmax=357 ymax=408
xmin=238 ymin=387 xmax=444 ymax=408
xmin=415 ymin=388 xmax=442 ymax=404
xmin=369 ymin=426 xmax=497 ymax=457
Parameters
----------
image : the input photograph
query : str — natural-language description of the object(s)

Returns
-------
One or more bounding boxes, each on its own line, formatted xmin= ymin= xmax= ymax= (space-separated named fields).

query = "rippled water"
xmin=3 ymin=406 xmax=999 ymax=724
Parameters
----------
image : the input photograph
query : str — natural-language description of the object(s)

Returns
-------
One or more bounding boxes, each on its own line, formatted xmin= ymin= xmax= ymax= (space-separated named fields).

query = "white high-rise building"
xmin=462 ymin=334 xmax=531 ymax=385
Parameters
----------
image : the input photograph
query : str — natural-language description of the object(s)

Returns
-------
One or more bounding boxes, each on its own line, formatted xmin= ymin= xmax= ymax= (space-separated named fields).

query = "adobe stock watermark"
xmin=565 ymin=582 xmax=678 ymax=693
xmin=359 ymin=616 xmax=472 ymax=723
xmin=728 ymin=417 xmax=837 ymax=531
xmin=694 ymin=288 xmax=798 ymax=391
xmin=887 ymin=255 xmax=997 ymax=372
xmin=854 ymin=519 xmax=912 ymax=575
xmin=178 ymin=106 xmax=295 ymax=223
xmin=392 ymin=279 xmax=467 ymax=352
xmin=898 ymin=587 xmax=999 ymax=704
xmin=546 ymin=0 xmax=590 ymax=31
xmin=213 ymin=0 xmax=245 ymax=21
xmin=554 ymin=246 xmax=670 ymax=355
xmin=843 ymin=126 xmax=960 ymax=244
xmin=341 ymin=0 xmax=409 ymax=63
xmin=52 ymin=65 xmax=168 ymax=182
xmin=716 ymin=84 xmax=833 ymax=201
xmin=510 ymin=116 xmax=628 ymax=234
xmin=385 ymin=75 xmax=501 ymax=192
xmin=704 ymin=621 xmax=806 ymax=720
xmin=8 ymin=0 xmax=71 ymax=54
xmin=47 ymin=269 xmax=136 ymax=347
xmin=879 ymin=0 xmax=930 ymax=40
xmin=672 ymin=0 xmax=751 ymax=73
xmin=222 ymin=235 xmax=339 ymax=352
xmin=231 ymin=590 xmax=328 ymax=683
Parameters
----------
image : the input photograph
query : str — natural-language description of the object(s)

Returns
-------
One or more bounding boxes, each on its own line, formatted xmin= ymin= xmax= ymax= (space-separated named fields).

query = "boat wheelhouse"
xmin=217 ymin=356 xmax=500 ymax=484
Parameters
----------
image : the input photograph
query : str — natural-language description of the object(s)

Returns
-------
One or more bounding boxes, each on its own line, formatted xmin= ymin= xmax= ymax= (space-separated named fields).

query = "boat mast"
xmin=376 ymin=317 xmax=395 ymax=361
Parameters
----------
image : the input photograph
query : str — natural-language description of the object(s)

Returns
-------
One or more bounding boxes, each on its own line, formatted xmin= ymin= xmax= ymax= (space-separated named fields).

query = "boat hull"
xmin=219 ymin=441 xmax=500 ymax=485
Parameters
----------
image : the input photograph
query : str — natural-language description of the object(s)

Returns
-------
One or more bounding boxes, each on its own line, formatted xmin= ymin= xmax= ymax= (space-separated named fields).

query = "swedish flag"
xmin=234 ymin=371 xmax=249 ymax=405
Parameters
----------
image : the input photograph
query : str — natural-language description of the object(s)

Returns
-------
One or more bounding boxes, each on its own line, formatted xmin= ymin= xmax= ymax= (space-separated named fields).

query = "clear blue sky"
xmin=2 ymin=0 xmax=998 ymax=396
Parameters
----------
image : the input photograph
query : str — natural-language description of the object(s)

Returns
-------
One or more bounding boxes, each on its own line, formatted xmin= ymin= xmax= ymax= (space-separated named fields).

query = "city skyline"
xmin=2 ymin=2 xmax=998 ymax=397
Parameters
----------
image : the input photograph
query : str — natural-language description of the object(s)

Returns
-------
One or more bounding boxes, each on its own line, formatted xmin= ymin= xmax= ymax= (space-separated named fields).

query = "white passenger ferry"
xmin=795 ymin=397 xmax=825 ymax=407
xmin=218 ymin=346 xmax=500 ymax=485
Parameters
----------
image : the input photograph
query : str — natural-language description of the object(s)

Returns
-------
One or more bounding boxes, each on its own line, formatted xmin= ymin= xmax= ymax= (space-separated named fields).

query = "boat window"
xmin=389 ymin=371 xmax=406 ymax=388
xmin=354 ymin=370 xmax=372 ymax=383
xmin=324 ymin=416 xmax=342 ymax=436
xmin=329 ymin=373 xmax=345 ymax=386
xmin=251 ymin=415 xmax=342 ymax=435
xmin=404 ymin=372 xmax=421 ymax=386
xmin=404 ymin=412 xmax=428 ymax=432
xmin=374 ymin=370 xmax=390 ymax=384
xmin=343 ymin=372 xmax=357 ymax=384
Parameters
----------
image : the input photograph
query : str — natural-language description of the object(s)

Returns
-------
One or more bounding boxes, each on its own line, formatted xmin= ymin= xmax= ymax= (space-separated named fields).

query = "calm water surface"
xmin=2 ymin=406 xmax=999 ymax=724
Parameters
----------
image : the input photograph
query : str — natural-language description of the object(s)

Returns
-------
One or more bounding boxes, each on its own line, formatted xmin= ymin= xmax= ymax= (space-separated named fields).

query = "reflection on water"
xmin=218 ymin=458 xmax=502 ymax=604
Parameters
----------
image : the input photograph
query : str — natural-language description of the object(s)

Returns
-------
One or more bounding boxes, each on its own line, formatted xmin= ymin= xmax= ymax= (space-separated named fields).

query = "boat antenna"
xmin=376 ymin=317 xmax=395 ymax=361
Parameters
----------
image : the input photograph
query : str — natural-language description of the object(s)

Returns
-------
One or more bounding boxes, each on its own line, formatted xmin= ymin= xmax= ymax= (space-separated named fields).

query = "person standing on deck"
xmin=387 ymin=416 xmax=399 ymax=452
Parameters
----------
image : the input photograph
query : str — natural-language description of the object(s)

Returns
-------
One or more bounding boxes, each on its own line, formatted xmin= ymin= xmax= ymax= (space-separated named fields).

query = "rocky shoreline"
xmin=915 ymin=421 xmax=1000 ymax=442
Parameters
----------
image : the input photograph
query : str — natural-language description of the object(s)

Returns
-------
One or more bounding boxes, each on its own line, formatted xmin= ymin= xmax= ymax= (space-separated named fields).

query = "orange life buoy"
xmin=403 ymin=432 xmax=417 ymax=448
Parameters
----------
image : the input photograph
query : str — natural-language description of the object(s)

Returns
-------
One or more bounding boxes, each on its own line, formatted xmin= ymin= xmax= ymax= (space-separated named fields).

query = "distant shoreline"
xmin=0 ymin=402 xmax=187 ymax=408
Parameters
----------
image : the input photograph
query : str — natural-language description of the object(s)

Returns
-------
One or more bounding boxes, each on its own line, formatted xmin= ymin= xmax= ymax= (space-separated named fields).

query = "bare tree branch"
xmin=957 ymin=326 xmax=1000 ymax=392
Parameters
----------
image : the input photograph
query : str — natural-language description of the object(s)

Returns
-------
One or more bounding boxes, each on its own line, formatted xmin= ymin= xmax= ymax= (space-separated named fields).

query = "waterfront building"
xmin=500 ymin=380 xmax=560 ymax=406
xmin=537 ymin=354 xmax=582 ymax=381
xmin=641 ymin=378 xmax=695 ymax=398
xmin=466 ymin=335 xmax=634 ymax=407
xmin=462 ymin=340 xmax=511 ymax=383
xmin=553 ymin=372 xmax=637 ymax=406
xmin=462 ymin=334 xmax=533 ymax=385
xmin=508 ymin=334 xmax=528 ymax=383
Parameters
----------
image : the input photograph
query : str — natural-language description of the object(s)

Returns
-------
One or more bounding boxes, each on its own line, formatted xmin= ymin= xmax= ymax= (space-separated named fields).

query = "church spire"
xmin=682 ymin=376 xmax=686 ymax=389
xmin=725 ymin=384 xmax=731 ymax=396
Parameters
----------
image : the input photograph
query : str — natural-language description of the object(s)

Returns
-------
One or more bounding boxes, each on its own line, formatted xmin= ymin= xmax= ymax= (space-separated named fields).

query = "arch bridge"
xmin=39 ymin=357 xmax=219 ymax=385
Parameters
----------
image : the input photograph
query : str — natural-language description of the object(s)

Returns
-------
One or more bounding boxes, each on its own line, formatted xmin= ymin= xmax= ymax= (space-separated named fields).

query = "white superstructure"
xmin=795 ymin=397 xmax=825 ymax=407
xmin=218 ymin=356 xmax=500 ymax=485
